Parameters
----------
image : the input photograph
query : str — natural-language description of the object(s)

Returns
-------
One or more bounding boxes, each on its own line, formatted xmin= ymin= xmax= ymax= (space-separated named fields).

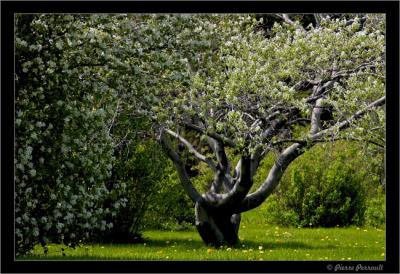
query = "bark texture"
xmin=195 ymin=202 xmax=241 ymax=246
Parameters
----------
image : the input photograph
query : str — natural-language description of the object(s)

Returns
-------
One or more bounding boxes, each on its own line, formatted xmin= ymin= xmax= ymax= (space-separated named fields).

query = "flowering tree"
xmin=154 ymin=14 xmax=385 ymax=246
xmin=14 ymin=13 xmax=236 ymax=254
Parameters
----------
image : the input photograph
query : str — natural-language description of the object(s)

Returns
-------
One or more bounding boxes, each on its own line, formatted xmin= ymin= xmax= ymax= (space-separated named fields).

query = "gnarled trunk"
xmin=195 ymin=202 xmax=241 ymax=247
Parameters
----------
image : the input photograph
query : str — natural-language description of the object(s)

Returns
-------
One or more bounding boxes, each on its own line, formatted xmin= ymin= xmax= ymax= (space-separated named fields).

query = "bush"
xmin=263 ymin=143 xmax=368 ymax=227
xmin=143 ymin=162 xmax=195 ymax=231
xmin=99 ymin=140 xmax=169 ymax=243
xmin=364 ymin=186 xmax=385 ymax=227
xmin=15 ymin=15 xmax=119 ymax=255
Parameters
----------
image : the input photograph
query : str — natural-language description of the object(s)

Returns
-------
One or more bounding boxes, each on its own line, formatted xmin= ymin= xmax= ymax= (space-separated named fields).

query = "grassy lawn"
xmin=19 ymin=208 xmax=385 ymax=261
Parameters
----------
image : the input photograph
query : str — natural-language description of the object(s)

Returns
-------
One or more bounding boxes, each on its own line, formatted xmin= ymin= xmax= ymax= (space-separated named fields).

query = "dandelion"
xmin=259 ymin=251 xmax=264 ymax=254
xmin=381 ymin=253 xmax=385 ymax=256
xmin=258 ymin=246 xmax=263 ymax=250
xmin=242 ymin=250 xmax=248 ymax=253
xmin=306 ymin=254 xmax=310 ymax=256
xmin=347 ymin=257 xmax=352 ymax=260
xmin=226 ymin=247 xmax=232 ymax=251
xmin=363 ymin=229 xmax=368 ymax=232
xmin=207 ymin=248 xmax=214 ymax=254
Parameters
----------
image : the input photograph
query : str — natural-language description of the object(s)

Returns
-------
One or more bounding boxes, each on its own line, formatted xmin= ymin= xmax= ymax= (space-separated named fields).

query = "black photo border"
xmin=1 ymin=1 xmax=399 ymax=273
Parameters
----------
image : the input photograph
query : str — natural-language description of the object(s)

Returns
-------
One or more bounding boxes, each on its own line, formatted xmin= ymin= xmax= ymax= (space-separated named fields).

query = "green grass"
xmin=18 ymin=208 xmax=385 ymax=261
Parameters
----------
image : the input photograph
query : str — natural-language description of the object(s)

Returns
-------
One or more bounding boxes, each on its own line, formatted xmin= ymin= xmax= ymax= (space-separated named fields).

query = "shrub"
xmin=143 ymin=162 xmax=195 ymax=231
xmin=98 ymin=140 xmax=169 ymax=243
xmin=364 ymin=186 xmax=386 ymax=227
xmin=263 ymin=143 xmax=368 ymax=227
xmin=15 ymin=15 xmax=119 ymax=255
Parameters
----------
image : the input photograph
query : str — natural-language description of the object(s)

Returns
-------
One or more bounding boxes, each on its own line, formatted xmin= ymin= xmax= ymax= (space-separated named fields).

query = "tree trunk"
xmin=195 ymin=202 xmax=241 ymax=247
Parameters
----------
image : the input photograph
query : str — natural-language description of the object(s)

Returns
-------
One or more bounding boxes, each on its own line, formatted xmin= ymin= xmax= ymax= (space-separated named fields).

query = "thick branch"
xmin=207 ymin=137 xmax=230 ymax=173
xmin=159 ymin=131 xmax=204 ymax=203
xmin=165 ymin=129 xmax=217 ymax=172
xmin=234 ymin=96 xmax=385 ymax=213
xmin=235 ymin=143 xmax=305 ymax=213
xmin=250 ymin=145 xmax=265 ymax=178
xmin=181 ymin=122 xmax=236 ymax=147
xmin=208 ymin=137 xmax=232 ymax=193
xmin=278 ymin=14 xmax=305 ymax=31
xmin=204 ymin=157 xmax=253 ymax=209
xmin=310 ymin=98 xmax=324 ymax=135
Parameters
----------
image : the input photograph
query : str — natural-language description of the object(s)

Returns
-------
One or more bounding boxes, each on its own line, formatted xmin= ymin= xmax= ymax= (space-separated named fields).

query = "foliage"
xmin=15 ymin=14 xmax=121 ymax=255
xmin=154 ymin=14 xmax=385 ymax=152
xmin=143 ymin=162 xmax=195 ymax=231
xmin=100 ymin=139 xmax=169 ymax=242
xmin=364 ymin=186 xmax=386 ymax=227
xmin=15 ymin=13 xmax=232 ymax=254
xmin=261 ymin=142 xmax=385 ymax=227
xmin=15 ymin=13 xmax=386 ymax=252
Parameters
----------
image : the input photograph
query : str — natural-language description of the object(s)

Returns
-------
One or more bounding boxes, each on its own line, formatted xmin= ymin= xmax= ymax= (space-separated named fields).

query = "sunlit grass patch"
xmin=20 ymin=225 xmax=385 ymax=261
xmin=18 ymin=205 xmax=385 ymax=261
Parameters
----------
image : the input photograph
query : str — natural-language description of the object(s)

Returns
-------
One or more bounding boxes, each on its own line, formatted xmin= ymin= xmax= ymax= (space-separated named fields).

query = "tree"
xmin=15 ymin=13 xmax=233 ymax=254
xmin=15 ymin=14 xmax=121 ymax=254
xmin=154 ymin=14 xmax=385 ymax=246
xmin=15 ymin=13 xmax=385 ymax=252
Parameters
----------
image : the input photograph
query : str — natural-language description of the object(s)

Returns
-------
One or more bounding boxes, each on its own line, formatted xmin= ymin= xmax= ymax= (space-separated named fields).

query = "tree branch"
xmin=250 ymin=145 xmax=265 ymax=178
xmin=278 ymin=14 xmax=305 ymax=31
xmin=204 ymin=156 xmax=253 ymax=209
xmin=180 ymin=122 xmax=236 ymax=148
xmin=207 ymin=137 xmax=232 ymax=193
xmin=310 ymin=96 xmax=386 ymax=140
xmin=165 ymin=129 xmax=217 ymax=172
xmin=310 ymin=98 xmax=324 ymax=135
xmin=235 ymin=142 xmax=305 ymax=213
xmin=159 ymin=131 xmax=204 ymax=203
xmin=234 ymin=96 xmax=385 ymax=213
